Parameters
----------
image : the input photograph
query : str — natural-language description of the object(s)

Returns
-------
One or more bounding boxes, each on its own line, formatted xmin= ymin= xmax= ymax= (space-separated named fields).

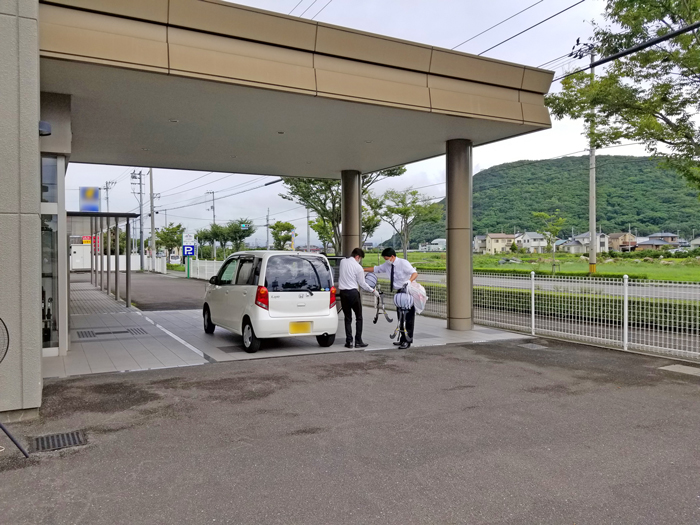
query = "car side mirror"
xmin=209 ymin=276 xmax=218 ymax=285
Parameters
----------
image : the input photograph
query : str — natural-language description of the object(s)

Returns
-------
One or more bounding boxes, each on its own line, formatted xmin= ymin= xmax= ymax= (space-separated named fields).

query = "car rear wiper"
xmin=300 ymin=287 xmax=315 ymax=296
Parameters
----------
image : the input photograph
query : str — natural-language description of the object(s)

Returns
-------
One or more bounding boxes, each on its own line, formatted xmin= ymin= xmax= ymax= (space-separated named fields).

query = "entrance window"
xmin=41 ymin=214 xmax=59 ymax=348
xmin=41 ymin=156 xmax=58 ymax=203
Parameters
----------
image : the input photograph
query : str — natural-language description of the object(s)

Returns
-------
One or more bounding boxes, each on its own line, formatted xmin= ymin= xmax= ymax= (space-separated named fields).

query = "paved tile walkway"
xmin=45 ymin=280 xmax=530 ymax=379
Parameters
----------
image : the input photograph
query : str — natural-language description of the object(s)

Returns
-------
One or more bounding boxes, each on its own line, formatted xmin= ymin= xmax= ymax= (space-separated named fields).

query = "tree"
xmin=510 ymin=241 xmax=518 ymax=253
xmin=545 ymin=1 xmax=700 ymax=188
xmin=209 ymin=223 xmax=229 ymax=257
xmin=271 ymin=221 xmax=295 ymax=250
xmin=227 ymin=219 xmax=256 ymax=252
xmin=310 ymin=217 xmax=334 ymax=253
xmin=156 ymin=223 xmax=185 ymax=257
xmin=362 ymin=191 xmax=383 ymax=245
xmin=280 ymin=167 xmax=406 ymax=253
xmin=380 ymin=189 xmax=443 ymax=259
xmin=532 ymin=210 xmax=567 ymax=269
xmin=195 ymin=228 xmax=213 ymax=258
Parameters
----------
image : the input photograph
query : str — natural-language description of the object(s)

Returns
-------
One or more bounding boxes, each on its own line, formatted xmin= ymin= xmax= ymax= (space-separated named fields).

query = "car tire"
xmin=203 ymin=306 xmax=215 ymax=334
xmin=316 ymin=334 xmax=336 ymax=348
xmin=242 ymin=320 xmax=261 ymax=353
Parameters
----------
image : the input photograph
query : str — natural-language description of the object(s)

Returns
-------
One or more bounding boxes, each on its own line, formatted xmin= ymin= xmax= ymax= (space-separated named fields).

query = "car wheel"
xmin=203 ymin=306 xmax=215 ymax=334
xmin=242 ymin=320 xmax=261 ymax=353
xmin=316 ymin=334 xmax=336 ymax=347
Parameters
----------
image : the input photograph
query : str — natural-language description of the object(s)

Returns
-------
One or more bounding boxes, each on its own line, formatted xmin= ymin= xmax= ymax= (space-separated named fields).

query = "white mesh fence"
xmin=188 ymin=260 xmax=223 ymax=281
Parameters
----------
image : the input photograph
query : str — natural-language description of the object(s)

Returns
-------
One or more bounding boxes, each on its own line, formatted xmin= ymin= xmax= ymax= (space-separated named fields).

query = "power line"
xmin=159 ymin=179 xmax=283 ymax=212
xmin=299 ymin=0 xmax=319 ymax=17
xmin=311 ymin=0 xmax=334 ymax=20
xmin=159 ymin=176 xmax=266 ymax=204
xmin=288 ymin=0 xmax=304 ymax=15
xmin=538 ymin=52 xmax=571 ymax=68
xmin=479 ymin=0 xmax=586 ymax=56
xmin=452 ymin=0 xmax=543 ymax=51
xmin=158 ymin=171 xmax=215 ymax=196
xmin=554 ymin=19 xmax=700 ymax=81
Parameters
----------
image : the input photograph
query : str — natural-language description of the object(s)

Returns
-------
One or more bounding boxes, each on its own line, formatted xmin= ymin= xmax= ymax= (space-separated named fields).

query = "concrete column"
xmin=90 ymin=217 xmax=94 ymax=284
xmin=0 ymin=0 xmax=42 ymax=417
xmin=125 ymin=220 xmax=131 ymax=308
xmin=99 ymin=217 xmax=104 ymax=290
xmin=341 ymin=170 xmax=362 ymax=257
xmin=446 ymin=139 xmax=473 ymax=331
xmin=114 ymin=217 xmax=120 ymax=302
xmin=106 ymin=215 xmax=111 ymax=296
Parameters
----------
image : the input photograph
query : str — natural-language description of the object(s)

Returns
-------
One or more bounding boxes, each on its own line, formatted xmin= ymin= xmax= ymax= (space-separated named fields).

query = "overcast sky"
xmin=66 ymin=0 xmax=648 ymax=246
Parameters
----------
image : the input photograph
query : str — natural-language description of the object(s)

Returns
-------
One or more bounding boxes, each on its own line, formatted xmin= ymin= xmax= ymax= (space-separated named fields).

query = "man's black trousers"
xmin=401 ymin=306 xmax=416 ymax=344
xmin=339 ymin=289 xmax=363 ymax=344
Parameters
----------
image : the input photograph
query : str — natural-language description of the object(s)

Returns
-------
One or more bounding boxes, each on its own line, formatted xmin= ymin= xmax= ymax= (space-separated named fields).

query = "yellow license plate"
xmin=289 ymin=321 xmax=311 ymax=334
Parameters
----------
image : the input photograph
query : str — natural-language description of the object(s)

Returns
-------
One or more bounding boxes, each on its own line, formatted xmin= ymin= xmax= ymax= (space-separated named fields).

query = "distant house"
xmin=691 ymin=237 xmax=700 ymax=249
xmin=649 ymin=232 xmax=679 ymax=245
xmin=473 ymin=235 xmax=487 ymax=254
xmin=429 ymin=238 xmax=446 ymax=251
xmin=608 ymin=232 xmax=636 ymax=252
xmin=635 ymin=238 xmax=672 ymax=251
xmin=560 ymin=239 xmax=586 ymax=254
xmin=554 ymin=239 xmax=568 ymax=251
xmin=485 ymin=233 xmax=516 ymax=254
xmin=574 ymin=231 xmax=609 ymax=253
xmin=678 ymin=238 xmax=691 ymax=248
xmin=520 ymin=231 xmax=547 ymax=253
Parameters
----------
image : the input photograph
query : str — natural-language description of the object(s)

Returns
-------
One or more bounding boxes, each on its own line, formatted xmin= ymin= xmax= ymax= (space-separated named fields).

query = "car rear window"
xmin=264 ymin=255 xmax=333 ymax=292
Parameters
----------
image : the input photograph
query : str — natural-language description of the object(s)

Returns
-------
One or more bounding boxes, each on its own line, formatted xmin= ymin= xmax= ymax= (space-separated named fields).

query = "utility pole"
xmin=266 ymin=208 xmax=270 ymax=250
xmin=306 ymin=208 xmax=311 ymax=252
xmin=588 ymin=50 xmax=597 ymax=273
xmin=206 ymin=190 xmax=216 ymax=259
xmin=149 ymin=168 xmax=158 ymax=272
xmin=131 ymin=170 xmax=145 ymax=270
xmin=103 ymin=180 xmax=116 ymax=212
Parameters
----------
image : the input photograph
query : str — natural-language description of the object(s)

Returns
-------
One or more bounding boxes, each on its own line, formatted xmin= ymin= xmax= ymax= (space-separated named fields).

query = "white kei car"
xmin=203 ymin=251 xmax=338 ymax=353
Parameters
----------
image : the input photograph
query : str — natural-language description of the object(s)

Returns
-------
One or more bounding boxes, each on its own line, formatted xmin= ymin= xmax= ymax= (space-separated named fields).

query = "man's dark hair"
xmin=351 ymin=247 xmax=365 ymax=258
xmin=381 ymin=247 xmax=396 ymax=258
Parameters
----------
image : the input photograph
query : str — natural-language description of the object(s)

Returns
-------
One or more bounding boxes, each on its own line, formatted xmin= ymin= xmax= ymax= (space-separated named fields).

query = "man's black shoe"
xmin=399 ymin=342 xmax=410 ymax=350
xmin=344 ymin=342 xmax=354 ymax=348
xmin=355 ymin=342 xmax=368 ymax=348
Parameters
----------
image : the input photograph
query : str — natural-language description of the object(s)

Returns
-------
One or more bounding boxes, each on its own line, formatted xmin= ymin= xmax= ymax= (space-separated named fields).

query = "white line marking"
xmin=139 ymin=313 xmax=207 ymax=359
xmin=659 ymin=364 xmax=700 ymax=377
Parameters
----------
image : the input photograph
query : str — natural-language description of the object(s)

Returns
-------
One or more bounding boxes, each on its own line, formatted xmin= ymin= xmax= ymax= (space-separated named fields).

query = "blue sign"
xmin=79 ymin=187 xmax=101 ymax=212
xmin=183 ymin=245 xmax=195 ymax=257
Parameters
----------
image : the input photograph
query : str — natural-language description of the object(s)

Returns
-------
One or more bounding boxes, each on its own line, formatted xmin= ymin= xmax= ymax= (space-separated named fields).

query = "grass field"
xmin=366 ymin=251 xmax=700 ymax=282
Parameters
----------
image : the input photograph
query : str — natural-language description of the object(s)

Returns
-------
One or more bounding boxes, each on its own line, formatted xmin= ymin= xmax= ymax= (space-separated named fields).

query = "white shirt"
xmin=339 ymin=257 xmax=374 ymax=292
xmin=374 ymin=258 xmax=417 ymax=290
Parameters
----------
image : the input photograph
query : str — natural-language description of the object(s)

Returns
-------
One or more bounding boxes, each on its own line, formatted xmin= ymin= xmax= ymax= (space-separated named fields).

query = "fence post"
xmin=531 ymin=271 xmax=536 ymax=336
xmin=623 ymin=274 xmax=629 ymax=350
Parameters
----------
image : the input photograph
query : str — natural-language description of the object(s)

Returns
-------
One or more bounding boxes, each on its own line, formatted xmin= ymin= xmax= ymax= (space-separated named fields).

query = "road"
xmin=4 ymin=338 xmax=700 ymax=523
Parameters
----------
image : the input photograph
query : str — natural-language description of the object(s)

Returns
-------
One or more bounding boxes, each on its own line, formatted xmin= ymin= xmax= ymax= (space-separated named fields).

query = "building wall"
xmin=0 ymin=0 xmax=42 ymax=414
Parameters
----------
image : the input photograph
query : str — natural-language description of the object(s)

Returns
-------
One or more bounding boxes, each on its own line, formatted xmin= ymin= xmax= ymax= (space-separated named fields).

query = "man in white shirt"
xmin=338 ymin=247 xmax=375 ymax=348
xmin=364 ymin=247 xmax=418 ymax=349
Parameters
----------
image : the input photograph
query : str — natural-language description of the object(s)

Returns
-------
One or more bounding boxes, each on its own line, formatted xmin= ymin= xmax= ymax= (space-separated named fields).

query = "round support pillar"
xmin=446 ymin=139 xmax=473 ymax=331
xmin=341 ymin=170 xmax=362 ymax=257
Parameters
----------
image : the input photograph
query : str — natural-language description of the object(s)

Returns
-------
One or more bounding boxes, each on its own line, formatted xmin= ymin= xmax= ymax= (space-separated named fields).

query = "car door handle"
xmin=297 ymin=303 xmax=306 ymax=307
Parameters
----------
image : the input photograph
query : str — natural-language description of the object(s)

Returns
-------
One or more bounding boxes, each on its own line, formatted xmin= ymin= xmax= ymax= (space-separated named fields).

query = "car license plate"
xmin=289 ymin=321 xmax=311 ymax=334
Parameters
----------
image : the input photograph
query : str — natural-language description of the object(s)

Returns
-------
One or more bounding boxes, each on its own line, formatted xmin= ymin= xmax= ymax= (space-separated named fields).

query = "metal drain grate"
xmin=76 ymin=330 xmax=96 ymax=339
xmin=32 ymin=431 xmax=87 ymax=452
xmin=128 ymin=327 xmax=148 ymax=335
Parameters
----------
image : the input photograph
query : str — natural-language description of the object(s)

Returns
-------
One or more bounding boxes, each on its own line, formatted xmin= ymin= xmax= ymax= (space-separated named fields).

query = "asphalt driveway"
xmin=73 ymin=271 xmax=207 ymax=310
xmin=3 ymin=339 xmax=700 ymax=524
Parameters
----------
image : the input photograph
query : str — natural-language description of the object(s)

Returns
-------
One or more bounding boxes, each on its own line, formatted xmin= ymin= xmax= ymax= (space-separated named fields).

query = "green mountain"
xmin=381 ymin=155 xmax=700 ymax=248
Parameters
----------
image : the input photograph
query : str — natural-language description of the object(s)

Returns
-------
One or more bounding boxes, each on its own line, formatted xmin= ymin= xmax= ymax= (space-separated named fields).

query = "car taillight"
xmin=329 ymin=286 xmax=336 ymax=309
xmin=255 ymin=286 xmax=269 ymax=310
